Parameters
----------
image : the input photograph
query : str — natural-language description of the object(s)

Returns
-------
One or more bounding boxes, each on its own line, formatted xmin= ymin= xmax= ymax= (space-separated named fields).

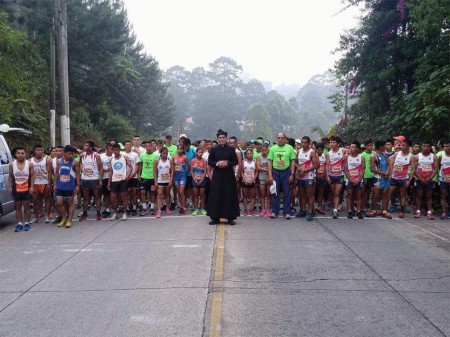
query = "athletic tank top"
xmin=56 ymin=158 xmax=76 ymax=191
xmin=328 ymin=148 xmax=344 ymax=177
xmin=13 ymin=160 xmax=30 ymax=192
xmin=31 ymin=157 xmax=48 ymax=185
xmin=192 ymin=158 xmax=206 ymax=181
xmin=416 ymin=153 xmax=435 ymax=181
xmin=111 ymin=155 xmax=127 ymax=182
xmin=243 ymin=160 xmax=256 ymax=184
xmin=439 ymin=153 xmax=450 ymax=182
xmin=100 ymin=154 xmax=112 ymax=180
xmin=156 ymin=158 xmax=171 ymax=183
xmin=374 ymin=153 xmax=388 ymax=179
xmin=317 ymin=154 xmax=326 ymax=177
xmin=297 ymin=148 xmax=314 ymax=180
xmin=259 ymin=156 xmax=268 ymax=180
xmin=81 ymin=152 xmax=99 ymax=180
xmin=391 ymin=152 xmax=412 ymax=180
xmin=173 ymin=155 xmax=188 ymax=176
xmin=347 ymin=154 xmax=363 ymax=183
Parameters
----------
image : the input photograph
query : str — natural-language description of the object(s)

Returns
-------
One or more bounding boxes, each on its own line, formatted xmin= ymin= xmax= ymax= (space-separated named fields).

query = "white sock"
xmin=142 ymin=202 xmax=147 ymax=209
xmin=150 ymin=203 xmax=155 ymax=209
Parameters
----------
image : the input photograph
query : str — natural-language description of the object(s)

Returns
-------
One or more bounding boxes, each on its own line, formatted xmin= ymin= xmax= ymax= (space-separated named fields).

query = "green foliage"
xmin=334 ymin=0 xmax=450 ymax=142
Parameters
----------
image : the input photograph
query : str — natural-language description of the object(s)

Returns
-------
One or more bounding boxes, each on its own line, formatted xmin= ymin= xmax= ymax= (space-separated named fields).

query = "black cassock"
xmin=207 ymin=144 xmax=240 ymax=221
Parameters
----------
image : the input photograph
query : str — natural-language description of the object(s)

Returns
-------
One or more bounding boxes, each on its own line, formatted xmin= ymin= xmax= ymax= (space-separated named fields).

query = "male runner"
xmin=138 ymin=142 xmax=159 ymax=215
xmin=361 ymin=139 xmax=374 ymax=212
xmin=344 ymin=141 xmax=365 ymax=219
xmin=108 ymin=144 xmax=132 ymax=221
xmin=325 ymin=136 xmax=346 ymax=219
xmin=100 ymin=144 xmax=113 ymax=217
xmin=30 ymin=144 xmax=52 ymax=223
xmin=438 ymin=140 xmax=450 ymax=219
xmin=123 ymin=140 xmax=140 ymax=215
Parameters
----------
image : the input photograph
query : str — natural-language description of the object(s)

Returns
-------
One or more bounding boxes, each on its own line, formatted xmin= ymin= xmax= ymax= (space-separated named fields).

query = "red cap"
xmin=393 ymin=135 xmax=405 ymax=141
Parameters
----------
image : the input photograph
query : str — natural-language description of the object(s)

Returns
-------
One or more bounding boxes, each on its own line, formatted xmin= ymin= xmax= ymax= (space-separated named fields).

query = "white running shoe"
xmin=110 ymin=213 xmax=118 ymax=221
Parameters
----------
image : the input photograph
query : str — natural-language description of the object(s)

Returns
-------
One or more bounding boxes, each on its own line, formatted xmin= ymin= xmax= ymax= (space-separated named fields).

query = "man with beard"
xmin=207 ymin=129 xmax=239 ymax=225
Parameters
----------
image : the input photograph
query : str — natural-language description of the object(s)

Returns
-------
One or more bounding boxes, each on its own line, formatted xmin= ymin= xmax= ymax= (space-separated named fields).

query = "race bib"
xmin=194 ymin=173 xmax=202 ymax=180
xmin=349 ymin=169 xmax=359 ymax=177
xmin=421 ymin=164 xmax=432 ymax=172
xmin=394 ymin=165 xmax=404 ymax=172
xmin=59 ymin=174 xmax=70 ymax=183
xmin=161 ymin=173 xmax=170 ymax=180
xmin=112 ymin=174 xmax=124 ymax=182
xmin=175 ymin=164 xmax=182 ymax=172
xmin=83 ymin=167 xmax=94 ymax=176
xmin=276 ymin=160 xmax=285 ymax=167
xmin=317 ymin=166 xmax=325 ymax=174
xmin=331 ymin=165 xmax=342 ymax=173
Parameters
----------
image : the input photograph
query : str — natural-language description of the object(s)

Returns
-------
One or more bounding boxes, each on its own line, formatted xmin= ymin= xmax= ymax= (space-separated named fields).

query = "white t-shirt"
xmin=123 ymin=151 xmax=140 ymax=178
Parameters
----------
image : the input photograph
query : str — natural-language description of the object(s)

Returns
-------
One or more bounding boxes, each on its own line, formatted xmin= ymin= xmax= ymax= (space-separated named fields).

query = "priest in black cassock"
xmin=207 ymin=129 xmax=240 ymax=225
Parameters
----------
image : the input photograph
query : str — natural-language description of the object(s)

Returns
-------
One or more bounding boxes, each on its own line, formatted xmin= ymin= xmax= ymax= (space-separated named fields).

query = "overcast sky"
xmin=123 ymin=1 xmax=361 ymax=86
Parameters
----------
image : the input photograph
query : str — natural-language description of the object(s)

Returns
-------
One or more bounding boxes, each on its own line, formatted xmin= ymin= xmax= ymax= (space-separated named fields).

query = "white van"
xmin=0 ymin=133 xmax=14 ymax=221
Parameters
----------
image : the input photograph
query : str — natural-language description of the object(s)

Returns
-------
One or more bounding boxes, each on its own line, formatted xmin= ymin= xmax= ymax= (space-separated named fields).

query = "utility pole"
xmin=56 ymin=0 xmax=70 ymax=145
xmin=49 ymin=16 xmax=56 ymax=147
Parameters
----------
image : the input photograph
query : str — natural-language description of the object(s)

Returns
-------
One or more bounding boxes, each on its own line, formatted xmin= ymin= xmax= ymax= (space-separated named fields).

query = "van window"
xmin=0 ymin=138 xmax=10 ymax=164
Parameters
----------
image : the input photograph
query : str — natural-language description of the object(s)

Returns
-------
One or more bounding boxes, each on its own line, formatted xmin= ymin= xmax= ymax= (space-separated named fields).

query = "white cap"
xmin=295 ymin=139 xmax=301 ymax=144
xmin=179 ymin=133 xmax=187 ymax=139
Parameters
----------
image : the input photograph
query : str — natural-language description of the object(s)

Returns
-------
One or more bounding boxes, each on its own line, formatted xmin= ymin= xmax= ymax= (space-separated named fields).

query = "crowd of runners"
xmin=7 ymin=132 xmax=450 ymax=232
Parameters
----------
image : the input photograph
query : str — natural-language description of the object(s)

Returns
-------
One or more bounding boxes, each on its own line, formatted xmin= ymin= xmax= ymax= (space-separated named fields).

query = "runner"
xmin=325 ymin=136 xmax=346 ymax=219
xmin=295 ymin=136 xmax=319 ymax=222
xmin=30 ymin=144 xmax=52 ymax=223
xmin=8 ymin=147 xmax=34 ymax=232
xmin=154 ymin=147 xmax=173 ymax=218
xmin=438 ymin=140 xmax=450 ymax=219
xmin=131 ymin=135 xmax=145 ymax=155
xmin=256 ymin=143 xmax=270 ymax=216
xmin=191 ymin=148 xmax=208 ymax=216
xmin=79 ymin=141 xmax=103 ymax=221
xmin=344 ymin=141 xmax=365 ymax=219
xmin=138 ymin=142 xmax=159 ymax=215
xmin=51 ymin=145 xmax=64 ymax=224
xmin=123 ymin=140 xmax=140 ymax=216
xmin=368 ymin=140 xmax=392 ymax=219
xmin=100 ymin=144 xmax=113 ymax=217
xmin=267 ymin=133 xmax=296 ymax=219
xmin=54 ymin=145 xmax=80 ymax=228
xmin=183 ymin=138 xmax=196 ymax=210
xmin=388 ymin=139 xmax=414 ymax=218
xmin=361 ymin=139 xmax=374 ymax=213
xmin=315 ymin=142 xmax=327 ymax=215
xmin=413 ymin=141 xmax=438 ymax=219
xmin=241 ymin=148 xmax=258 ymax=216
xmin=384 ymin=139 xmax=395 ymax=159
xmin=229 ymin=136 xmax=243 ymax=210
xmin=108 ymin=144 xmax=132 ymax=221
xmin=173 ymin=145 xmax=190 ymax=214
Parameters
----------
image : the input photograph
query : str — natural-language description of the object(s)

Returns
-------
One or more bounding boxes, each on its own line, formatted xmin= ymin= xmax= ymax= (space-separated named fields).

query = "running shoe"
xmin=192 ymin=209 xmax=199 ymax=216
xmin=110 ymin=213 xmax=118 ymax=221
xmin=149 ymin=208 xmax=155 ymax=216
xmin=398 ymin=212 xmax=405 ymax=218
xmin=15 ymin=224 xmax=23 ymax=232
xmin=23 ymin=223 xmax=30 ymax=231
xmin=250 ymin=210 xmax=255 ymax=216
xmin=357 ymin=211 xmax=364 ymax=219
xmin=270 ymin=212 xmax=277 ymax=219
xmin=57 ymin=218 xmax=67 ymax=227
xmin=79 ymin=213 xmax=87 ymax=222
xmin=131 ymin=209 xmax=137 ymax=216
xmin=413 ymin=212 xmax=421 ymax=218
xmin=166 ymin=207 xmax=172 ymax=215
xmin=65 ymin=220 xmax=72 ymax=228
xmin=260 ymin=210 xmax=266 ymax=217
xmin=366 ymin=210 xmax=377 ymax=218
xmin=179 ymin=208 xmax=187 ymax=215
xmin=122 ymin=213 xmax=128 ymax=221
xmin=156 ymin=210 xmax=162 ymax=218
xmin=295 ymin=211 xmax=306 ymax=218
xmin=347 ymin=212 xmax=353 ymax=219
xmin=52 ymin=216 xmax=63 ymax=224
xmin=96 ymin=213 xmax=102 ymax=221
xmin=243 ymin=210 xmax=248 ymax=216
xmin=426 ymin=212 xmax=434 ymax=220
xmin=201 ymin=209 xmax=207 ymax=215
xmin=317 ymin=208 xmax=325 ymax=215
xmin=139 ymin=208 xmax=148 ymax=216
xmin=45 ymin=216 xmax=50 ymax=223
xmin=332 ymin=210 xmax=339 ymax=219
xmin=306 ymin=213 xmax=313 ymax=222
xmin=441 ymin=213 xmax=448 ymax=220
xmin=284 ymin=214 xmax=291 ymax=220
xmin=382 ymin=212 xmax=392 ymax=219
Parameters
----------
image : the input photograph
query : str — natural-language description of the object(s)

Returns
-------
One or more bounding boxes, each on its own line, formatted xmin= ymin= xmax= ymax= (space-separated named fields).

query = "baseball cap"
xmin=393 ymin=135 xmax=405 ymax=141
xmin=295 ymin=139 xmax=301 ymax=144
xmin=179 ymin=134 xmax=187 ymax=139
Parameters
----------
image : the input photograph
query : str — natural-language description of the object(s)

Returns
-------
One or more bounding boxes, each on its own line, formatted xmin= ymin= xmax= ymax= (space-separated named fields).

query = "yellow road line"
xmin=209 ymin=224 xmax=225 ymax=337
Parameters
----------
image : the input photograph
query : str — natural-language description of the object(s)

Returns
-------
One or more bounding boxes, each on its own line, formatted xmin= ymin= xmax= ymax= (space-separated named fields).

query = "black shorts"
xmin=12 ymin=191 xmax=31 ymax=201
xmin=186 ymin=176 xmax=193 ymax=189
xmin=157 ymin=182 xmax=169 ymax=187
xmin=138 ymin=178 xmax=155 ymax=192
xmin=110 ymin=181 xmax=127 ymax=193
xmin=56 ymin=189 xmax=74 ymax=198
xmin=127 ymin=178 xmax=138 ymax=189
xmin=316 ymin=178 xmax=327 ymax=189
xmin=81 ymin=179 xmax=99 ymax=191
xmin=365 ymin=177 xmax=374 ymax=188
xmin=414 ymin=180 xmax=434 ymax=192
xmin=102 ymin=179 xmax=110 ymax=196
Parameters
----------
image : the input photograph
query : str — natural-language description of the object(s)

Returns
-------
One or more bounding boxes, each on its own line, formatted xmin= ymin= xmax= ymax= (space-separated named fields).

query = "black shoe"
xmin=357 ymin=211 xmax=364 ymax=219
xmin=131 ymin=209 xmax=137 ymax=216
xmin=347 ymin=212 xmax=353 ymax=219
xmin=295 ymin=211 xmax=307 ymax=218
xmin=228 ymin=219 xmax=236 ymax=225
xmin=170 ymin=202 xmax=176 ymax=211
xmin=52 ymin=216 xmax=63 ymax=224
xmin=209 ymin=219 xmax=219 ymax=225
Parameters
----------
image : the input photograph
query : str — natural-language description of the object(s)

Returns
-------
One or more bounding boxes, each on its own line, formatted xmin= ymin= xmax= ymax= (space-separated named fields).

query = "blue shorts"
xmin=390 ymin=178 xmax=408 ymax=187
xmin=345 ymin=180 xmax=364 ymax=190
xmin=328 ymin=176 xmax=344 ymax=184
xmin=374 ymin=177 xmax=389 ymax=190
xmin=315 ymin=178 xmax=326 ymax=189
xmin=192 ymin=179 xmax=206 ymax=189
xmin=414 ymin=180 xmax=434 ymax=191
xmin=297 ymin=179 xmax=314 ymax=188
xmin=174 ymin=174 xmax=187 ymax=186
xmin=438 ymin=181 xmax=450 ymax=190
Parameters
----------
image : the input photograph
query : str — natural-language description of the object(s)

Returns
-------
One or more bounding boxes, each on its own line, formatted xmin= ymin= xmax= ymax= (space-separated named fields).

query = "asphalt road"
xmin=0 ymin=210 xmax=449 ymax=337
